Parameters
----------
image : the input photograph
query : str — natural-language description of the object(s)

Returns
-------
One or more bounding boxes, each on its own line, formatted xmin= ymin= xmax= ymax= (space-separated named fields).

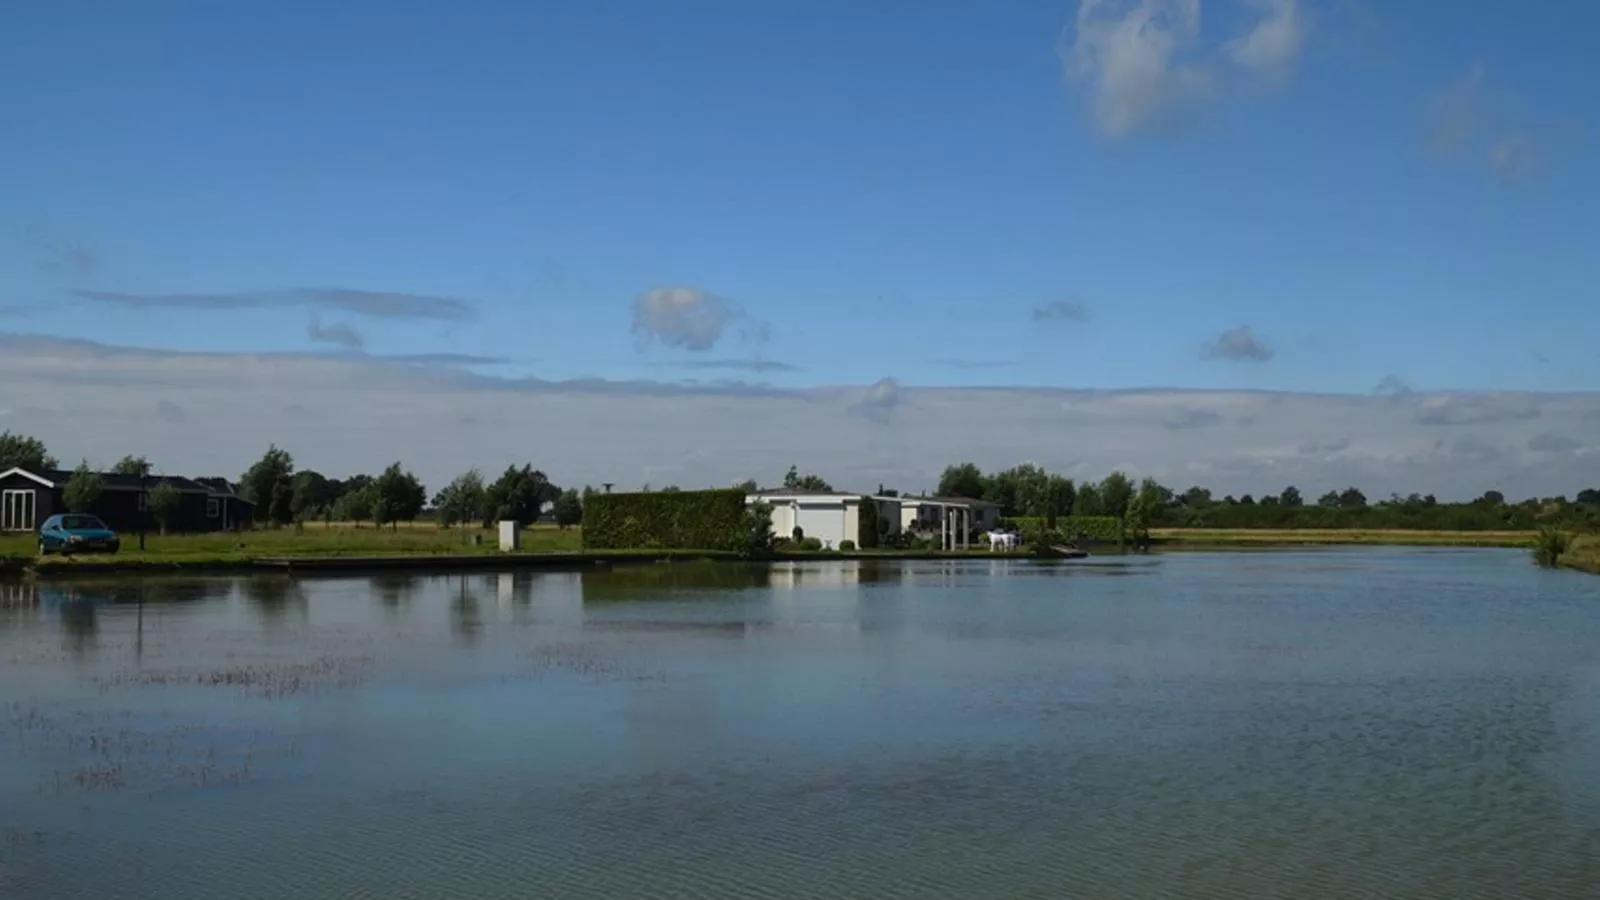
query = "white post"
xmin=498 ymin=520 xmax=520 ymax=552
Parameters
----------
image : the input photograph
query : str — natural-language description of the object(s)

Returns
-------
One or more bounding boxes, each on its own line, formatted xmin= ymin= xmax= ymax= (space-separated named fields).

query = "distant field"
xmin=1150 ymin=528 xmax=1536 ymax=548
xmin=0 ymin=523 xmax=583 ymax=566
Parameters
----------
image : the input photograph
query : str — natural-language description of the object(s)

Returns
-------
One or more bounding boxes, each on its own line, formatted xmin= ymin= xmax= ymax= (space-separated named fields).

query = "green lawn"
xmin=0 ymin=522 xmax=583 ymax=567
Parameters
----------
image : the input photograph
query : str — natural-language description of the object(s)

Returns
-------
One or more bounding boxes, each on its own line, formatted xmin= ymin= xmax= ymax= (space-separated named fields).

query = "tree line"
xmin=237 ymin=445 xmax=591 ymax=529
xmin=929 ymin=461 xmax=1600 ymax=532
xmin=8 ymin=429 xmax=1597 ymax=534
xmin=0 ymin=431 xmax=586 ymax=530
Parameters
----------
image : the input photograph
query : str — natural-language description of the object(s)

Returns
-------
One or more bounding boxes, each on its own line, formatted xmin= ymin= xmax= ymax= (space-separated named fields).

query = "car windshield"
xmin=60 ymin=515 xmax=106 ymax=530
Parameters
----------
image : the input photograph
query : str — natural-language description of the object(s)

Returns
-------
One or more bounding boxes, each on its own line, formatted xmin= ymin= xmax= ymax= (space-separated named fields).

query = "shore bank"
xmin=3 ymin=548 xmax=1087 ymax=578
xmin=1559 ymin=535 xmax=1600 ymax=574
xmin=0 ymin=526 xmax=1570 ymax=579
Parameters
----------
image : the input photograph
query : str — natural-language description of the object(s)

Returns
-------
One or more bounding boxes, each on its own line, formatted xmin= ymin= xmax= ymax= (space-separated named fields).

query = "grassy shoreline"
xmin=0 ymin=523 xmax=1577 ymax=579
xmin=1559 ymin=535 xmax=1600 ymax=574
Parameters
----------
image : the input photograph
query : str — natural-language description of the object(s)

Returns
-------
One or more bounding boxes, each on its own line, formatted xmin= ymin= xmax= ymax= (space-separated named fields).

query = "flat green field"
xmin=1150 ymin=528 xmax=1536 ymax=548
xmin=0 ymin=522 xmax=583 ymax=568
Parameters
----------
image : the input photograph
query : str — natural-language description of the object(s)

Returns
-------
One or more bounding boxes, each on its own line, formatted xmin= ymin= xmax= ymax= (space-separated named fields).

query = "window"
xmin=1 ymin=490 xmax=37 ymax=532
xmin=206 ymin=498 xmax=220 ymax=518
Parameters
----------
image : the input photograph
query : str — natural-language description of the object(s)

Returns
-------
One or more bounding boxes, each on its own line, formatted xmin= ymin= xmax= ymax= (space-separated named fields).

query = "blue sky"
xmin=4 ymin=0 xmax=1595 ymax=394
xmin=1 ymin=1 xmax=1597 ymax=494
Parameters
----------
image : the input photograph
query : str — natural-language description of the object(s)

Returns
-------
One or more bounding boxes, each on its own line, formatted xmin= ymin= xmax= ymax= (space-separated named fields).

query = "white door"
xmin=2 ymin=490 xmax=37 ymax=532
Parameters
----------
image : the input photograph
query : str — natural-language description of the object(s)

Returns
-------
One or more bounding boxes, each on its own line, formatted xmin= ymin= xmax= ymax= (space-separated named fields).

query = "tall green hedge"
xmin=582 ymin=489 xmax=749 ymax=551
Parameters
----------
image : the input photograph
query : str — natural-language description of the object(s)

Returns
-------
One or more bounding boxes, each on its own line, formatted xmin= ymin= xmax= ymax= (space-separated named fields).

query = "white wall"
xmin=796 ymin=499 xmax=852 ymax=549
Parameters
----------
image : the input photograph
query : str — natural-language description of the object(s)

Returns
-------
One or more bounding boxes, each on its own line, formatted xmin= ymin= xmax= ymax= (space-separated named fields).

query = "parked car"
xmin=38 ymin=514 xmax=121 ymax=556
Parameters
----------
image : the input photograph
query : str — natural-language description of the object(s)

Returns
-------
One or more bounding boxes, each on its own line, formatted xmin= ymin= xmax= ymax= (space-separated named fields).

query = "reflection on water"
xmin=240 ymin=576 xmax=306 ymax=625
xmin=2 ymin=550 xmax=1599 ymax=899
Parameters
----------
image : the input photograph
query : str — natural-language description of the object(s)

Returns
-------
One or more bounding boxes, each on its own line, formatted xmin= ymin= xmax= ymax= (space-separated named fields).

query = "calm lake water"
xmin=2 ymin=549 xmax=1598 ymax=898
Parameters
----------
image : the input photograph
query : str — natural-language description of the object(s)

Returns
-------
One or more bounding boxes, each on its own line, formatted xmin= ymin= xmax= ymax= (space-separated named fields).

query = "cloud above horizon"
xmin=653 ymin=358 xmax=799 ymax=374
xmin=1202 ymin=325 xmax=1273 ymax=362
xmin=631 ymin=287 xmax=766 ymax=353
xmin=0 ymin=332 xmax=1594 ymax=500
xmin=74 ymin=287 xmax=474 ymax=320
xmin=1061 ymin=0 xmax=1307 ymax=139
xmin=307 ymin=317 xmax=364 ymax=350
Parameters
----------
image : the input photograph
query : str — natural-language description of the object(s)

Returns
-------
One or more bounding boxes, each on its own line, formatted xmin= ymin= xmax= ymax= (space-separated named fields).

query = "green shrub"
xmin=1532 ymin=526 xmax=1571 ymax=567
xmin=797 ymin=537 xmax=824 ymax=552
xmin=839 ymin=539 xmax=857 ymax=552
xmin=583 ymin=489 xmax=749 ymax=552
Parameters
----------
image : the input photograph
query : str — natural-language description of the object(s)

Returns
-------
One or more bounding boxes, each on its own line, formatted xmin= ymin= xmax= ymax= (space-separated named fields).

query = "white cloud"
xmin=631 ymin=287 xmax=762 ymax=353
xmin=307 ymin=318 xmax=364 ymax=350
xmin=1063 ymin=0 xmax=1211 ymax=139
xmin=2 ymin=334 xmax=1596 ymax=500
xmin=848 ymin=378 xmax=905 ymax=424
xmin=1060 ymin=0 xmax=1306 ymax=139
xmin=1202 ymin=325 xmax=1274 ymax=362
xmin=1225 ymin=0 xmax=1306 ymax=79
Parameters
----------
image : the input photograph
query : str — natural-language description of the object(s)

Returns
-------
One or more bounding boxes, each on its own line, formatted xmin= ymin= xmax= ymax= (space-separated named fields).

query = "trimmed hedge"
xmin=1005 ymin=516 xmax=1122 ymax=542
xmin=583 ymin=489 xmax=749 ymax=551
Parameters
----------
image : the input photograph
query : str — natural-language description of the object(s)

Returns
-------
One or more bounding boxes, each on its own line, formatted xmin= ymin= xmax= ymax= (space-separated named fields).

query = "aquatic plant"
xmin=1532 ymin=526 xmax=1571 ymax=567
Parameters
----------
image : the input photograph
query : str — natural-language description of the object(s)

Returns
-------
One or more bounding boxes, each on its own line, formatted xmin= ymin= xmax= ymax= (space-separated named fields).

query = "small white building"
xmin=746 ymin=490 xmax=902 ymax=550
xmin=899 ymin=496 xmax=1004 ymax=550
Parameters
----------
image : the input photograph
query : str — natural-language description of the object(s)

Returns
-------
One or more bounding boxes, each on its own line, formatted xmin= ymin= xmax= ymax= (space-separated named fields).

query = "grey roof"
xmin=750 ymin=487 xmax=864 ymax=497
xmin=903 ymin=494 xmax=1001 ymax=507
xmin=7 ymin=467 xmax=252 ymax=500
xmin=36 ymin=469 xmax=210 ymax=494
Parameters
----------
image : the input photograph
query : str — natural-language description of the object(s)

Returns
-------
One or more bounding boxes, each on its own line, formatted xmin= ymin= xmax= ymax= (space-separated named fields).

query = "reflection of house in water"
xmin=1 ymin=581 xmax=38 ymax=607
xmin=769 ymin=561 xmax=866 ymax=589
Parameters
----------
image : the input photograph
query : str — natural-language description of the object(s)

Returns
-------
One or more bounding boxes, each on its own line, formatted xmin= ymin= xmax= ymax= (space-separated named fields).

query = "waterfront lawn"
xmin=0 ymin=522 xmax=583 ymax=566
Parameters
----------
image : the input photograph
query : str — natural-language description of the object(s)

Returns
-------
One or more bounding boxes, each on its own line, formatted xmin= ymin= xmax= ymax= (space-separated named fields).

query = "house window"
xmin=206 ymin=498 xmax=220 ymax=518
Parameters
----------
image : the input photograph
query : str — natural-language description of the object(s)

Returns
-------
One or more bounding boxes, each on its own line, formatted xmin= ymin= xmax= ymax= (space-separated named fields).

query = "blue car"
xmin=38 ymin=514 xmax=121 ymax=556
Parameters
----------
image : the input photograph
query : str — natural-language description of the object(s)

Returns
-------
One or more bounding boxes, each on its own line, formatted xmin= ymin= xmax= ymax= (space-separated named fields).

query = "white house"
xmin=899 ymin=496 xmax=1003 ymax=550
xmin=746 ymin=489 xmax=902 ymax=549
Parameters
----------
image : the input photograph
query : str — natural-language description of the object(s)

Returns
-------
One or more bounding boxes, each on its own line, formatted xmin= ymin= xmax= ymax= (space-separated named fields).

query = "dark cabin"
xmin=0 ymin=467 xmax=256 ymax=534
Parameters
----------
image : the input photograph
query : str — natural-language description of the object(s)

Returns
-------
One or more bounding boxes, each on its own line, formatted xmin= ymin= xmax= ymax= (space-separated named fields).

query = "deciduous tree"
xmin=148 ymin=481 xmax=181 ymax=534
xmin=372 ymin=462 xmax=426 ymax=528
xmin=0 ymin=431 xmax=56 ymax=471
xmin=1338 ymin=486 xmax=1368 ymax=511
xmin=782 ymin=465 xmax=833 ymax=492
xmin=241 ymin=445 xmax=296 ymax=526
xmin=936 ymin=462 xmax=987 ymax=500
xmin=63 ymin=461 xmax=103 ymax=513
xmin=553 ymin=488 xmax=583 ymax=528
xmin=433 ymin=468 xmax=487 ymax=528
xmin=111 ymin=455 xmax=152 ymax=477
xmin=484 ymin=464 xmax=558 ymax=527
